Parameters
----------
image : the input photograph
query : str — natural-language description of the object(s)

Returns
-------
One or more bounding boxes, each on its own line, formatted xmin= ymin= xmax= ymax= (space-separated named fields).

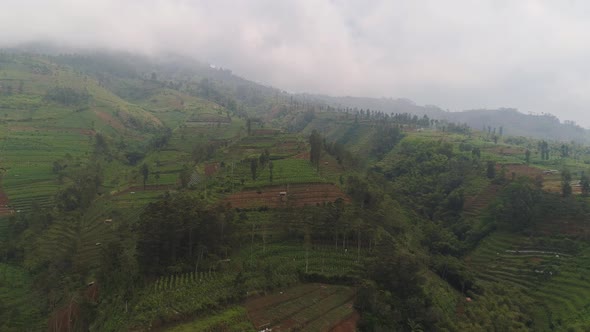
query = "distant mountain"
xmin=305 ymin=94 xmax=590 ymax=143
xmin=445 ymin=108 xmax=589 ymax=143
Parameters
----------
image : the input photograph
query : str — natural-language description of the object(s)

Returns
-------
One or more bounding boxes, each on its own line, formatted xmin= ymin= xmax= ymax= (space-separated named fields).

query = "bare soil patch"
xmin=244 ymin=283 xmax=357 ymax=332
xmin=225 ymin=183 xmax=350 ymax=209
xmin=496 ymin=164 xmax=543 ymax=178
xmin=93 ymin=109 xmax=126 ymax=131
xmin=0 ymin=187 xmax=13 ymax=216
xmin=534 ymin=218 xmax=590 ymax=237
xmin=293 ymin=152 xmax=310 ymax=160
xmin=329 ymin=311 xmax=360 ymax=332
xmin=488 ymin=146 xmax=526 ymax=156
xmin=204 ymin=163 xmax=219 ymax=177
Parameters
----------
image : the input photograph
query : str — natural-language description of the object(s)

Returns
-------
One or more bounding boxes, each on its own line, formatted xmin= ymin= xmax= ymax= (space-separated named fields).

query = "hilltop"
xmin=304 ymin=94 xmax=590 ymax=143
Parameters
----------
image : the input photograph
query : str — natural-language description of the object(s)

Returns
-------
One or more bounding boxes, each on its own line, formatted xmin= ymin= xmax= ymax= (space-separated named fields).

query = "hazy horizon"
xmin=2 ymin=0 xmax=590 ymax=126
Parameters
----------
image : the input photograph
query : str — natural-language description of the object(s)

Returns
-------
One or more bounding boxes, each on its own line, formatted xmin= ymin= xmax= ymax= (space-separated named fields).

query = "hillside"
xmin=1 ymin=51 xmax=590 ymax=331
xmin=308 ymin=94 xmax=590 ymax=143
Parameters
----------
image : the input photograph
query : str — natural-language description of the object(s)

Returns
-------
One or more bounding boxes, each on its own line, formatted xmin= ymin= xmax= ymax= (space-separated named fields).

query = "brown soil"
xmin=224 ymin=183 xmax=350 ymax=209
xmin=293 ymin=152 xmax=310 ymax=160
xmin=496 ymin=163 xmax=543 ymax=178
xmin=533 ymin=218 xmax=590 ymax=237
xmin=93 ymin=109 xmax=126 ymax=131
xmin=204 ymin=163 xmax=219 ymax=177
xmin=329 ymin=310 xmax=359 ymax=332
xmin=463 ymin=185 xmax=501 ymax=216
xmin=245 ymin=284 xmax=357 ymax=332
xmin=0 ymin=187 xmax=13 ymax=216
xmin=488 ymin=146 xmax=526 ymax=156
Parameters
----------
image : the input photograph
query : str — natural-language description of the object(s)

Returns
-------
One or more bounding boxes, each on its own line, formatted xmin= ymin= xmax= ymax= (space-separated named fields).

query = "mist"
xmin=2 ymin=0 xmax=590 ymax=126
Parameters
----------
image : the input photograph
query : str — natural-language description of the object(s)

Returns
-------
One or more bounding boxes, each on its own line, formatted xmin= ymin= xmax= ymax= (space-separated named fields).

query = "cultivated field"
xmin=224 ymin=183 xmax=350 ymax=209
xmin=245 ymin=283 xmax=357 ymax=332
xmin=467 ymin=232 xmax=590 ymax=330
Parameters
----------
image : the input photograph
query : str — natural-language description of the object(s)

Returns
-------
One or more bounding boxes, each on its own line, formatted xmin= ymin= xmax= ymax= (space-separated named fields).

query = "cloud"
xmin=2 ymin=0 xmax=590 ymax=125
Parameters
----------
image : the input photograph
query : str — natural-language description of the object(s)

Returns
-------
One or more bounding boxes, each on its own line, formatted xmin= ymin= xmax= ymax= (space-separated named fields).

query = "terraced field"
xmin=225 ymin=183 xmax=350 ymax=209
xmin=119 ymin=243 xmax=362 ymax=330
xmin=467 ymin=232 xmax=590 ymax=330
xmin=462 ymin=184 xmax=500 ymax=219
xmin=240 ymin=243 xmax=365 ymax=282
xmin=245 ymin=283 xmax=356 ymax=332
xmin=0 ymin=127 xmax=92 ymax=213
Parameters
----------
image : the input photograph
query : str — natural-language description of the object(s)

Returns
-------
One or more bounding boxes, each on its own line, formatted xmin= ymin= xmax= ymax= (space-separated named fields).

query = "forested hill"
xmin=304 ymin=94 xmax=590 ymax=143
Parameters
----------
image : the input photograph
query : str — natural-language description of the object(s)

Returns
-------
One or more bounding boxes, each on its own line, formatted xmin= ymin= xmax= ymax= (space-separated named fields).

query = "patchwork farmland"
xmin=245 ymin=283 xmax=357 ymax=332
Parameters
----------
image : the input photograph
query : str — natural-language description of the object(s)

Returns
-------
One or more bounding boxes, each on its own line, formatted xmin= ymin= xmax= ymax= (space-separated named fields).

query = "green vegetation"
xmin=165 ymin=307 xmax=254 ymax=332
xmin=3 ymin=50 xmax=590 ymax=332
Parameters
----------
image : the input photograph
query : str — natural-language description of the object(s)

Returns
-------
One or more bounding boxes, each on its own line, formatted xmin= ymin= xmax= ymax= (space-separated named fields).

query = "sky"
xmin=2 ymin=0 xmax=590 ymax=126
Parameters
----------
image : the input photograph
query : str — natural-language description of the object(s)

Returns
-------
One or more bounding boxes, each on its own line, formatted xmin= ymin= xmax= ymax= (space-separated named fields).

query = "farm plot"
xmin=0 ymin=125 xmax=92 ymax=212
xmin=164 ymin=306 xmax=254 ymax=332
xmin=496 ymin=163 xmax=543 ymax=179
xmin=462 ymin=184 xmax=500 ymax=219
xmin=129 ymin=272 xmax=238 ymax=329
xmin=225 ymin=183 xmax=350 ymax=209
xmin=239 ymin=243 xmax=365 ymax=281
xmin=533 ymin=217 xmax=590 ymax=237
xmin=467 ymin=232 xmax=590 ymax=330
xmin=245 ymin=283 xmax=357 ymax=332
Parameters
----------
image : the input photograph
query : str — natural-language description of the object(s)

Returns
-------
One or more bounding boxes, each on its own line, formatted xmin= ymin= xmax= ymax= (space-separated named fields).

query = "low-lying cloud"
xmin=2 ymin=0 xmax=590 ymax=125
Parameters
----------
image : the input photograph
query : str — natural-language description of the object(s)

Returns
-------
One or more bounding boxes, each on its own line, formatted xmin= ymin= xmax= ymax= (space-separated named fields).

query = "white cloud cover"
xmin=2 ymin=0 xmax=590 ymax=125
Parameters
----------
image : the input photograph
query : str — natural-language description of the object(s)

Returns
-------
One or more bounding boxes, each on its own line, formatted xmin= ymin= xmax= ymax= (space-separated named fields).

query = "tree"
xmin=561 ymin=144 xmax=569 ymax=158
xmin=486 ymin=161 xmax=496 ymax=179
xmin=525 ymin=149 xmax=531 ymax=164
xmin=250 ymin=159 xmax=258 ymax=181
xmin=540 ymin=141 xmax=549 ymax=160
xmin=141 ymin=163 xmax=149 ymax=189
xmin=492 ymin=178 xmax=540 ymax=230
xmin=309 ymin=129 xmax=322 ymax=171
xmin=581 ymin=174 xmax=590 ymax=197
xmin=246 ymin=119 xmax=251 ymax=135
xmin=562 ymin=169 xmax=572 ymax=197
xmin=179 ymin=164 xmax=192 ymax=188
xmin=269 ymin=160 xmax=274 ymax=183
